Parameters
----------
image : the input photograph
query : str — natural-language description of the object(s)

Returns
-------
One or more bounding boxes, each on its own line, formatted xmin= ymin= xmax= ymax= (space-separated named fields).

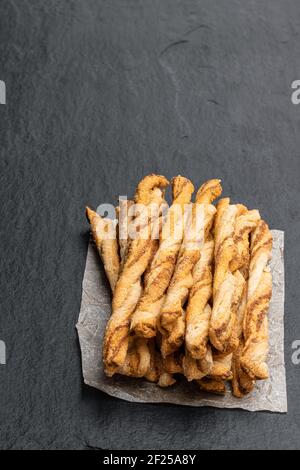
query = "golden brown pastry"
xmin=161 ymin=350 xmax=183 ymax=374
xmin=130 ymin=176 xmax=194 ymax=338
xmin=209 ymin=272 xmax=236 ymax=352
xmin=209 ymin=352 xmax=233 ymax=381
xmin=230 ymin=211 xmax=261 ymax=397
xmin=158 ymin=372 xmax=177 ymax=388
xmin=197 ymin=377 xmax=226 ymax=395
xmin=212 ymin=199 xmax=237 ymax=296
xmin=159 ymin=181 xmax=217 ymax=358
xmin=186 ymin=297 xmax=213 ymax=360
xmin=86 ymin=207 xmax=120 ymax=292
xmin=116 ymin=337 xmax=151 ymax=378
xmin=182 ymin=184 xmax=222 ymax=378
xmin=185 ymin=236 xmax=214 ymax=359
xmin=209 ymin=199 xmax=238 ymax=352
xmin=184 ymin=180 xmax=221 ymax=361
xmin=87 ymin=203 xmax=152 ymax=379
xmin=240 ymin=220 xmax=272 ymax=380
xmin=195 ymin=179 xmax=223 ymax=206
xmin=231 ymin=345 xmax=255 ymax=397
xmin=219 ymin=268 xmax=246 ymax=356
xmin=183 ymin=345 xmax=213 ymax=381
xmin=103 ymin=174 xmax=169 ymax=374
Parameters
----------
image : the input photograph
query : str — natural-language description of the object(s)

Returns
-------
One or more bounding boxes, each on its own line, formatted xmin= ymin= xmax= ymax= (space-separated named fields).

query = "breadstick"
xmin=130 ymin=176 xmax=194 ymax=338
xmin=207 ymin=276 xmax=244 ymax=388
xmin=209 ymin=199 xmax=238 ymax=351
xmin=230 ymin=210 xmax=261 ymax=396
xmin=144 ymin=340 xmax=161 ymax=382
xmin=86 ymin=207 xmax=120 ymax=292
xmin=184 ymin=180 xmax=221 ymax=361
xmin=218 ymin=268 xmax=246 ymax=357
xmin=212 ymin=199 xmax=237 ymax=296
xmin=209 ymin=272 xmax=236 ymax=351
xmin=159 ymin=184 xmax=209 ymax=357
xmin=211 ymin=209 xmax=260 ymax=361
xmin=240 ymin=220 xmax=272 ymax=380
xmin=87 ymin=204 xmax=151 ymax=378
xmin=182 ymin=183 xmax=222 ymax=377
xmin=184 ymin=228 xmax=215 ymax=359
xmin=103 ymin=174 xmax=169 ymax=373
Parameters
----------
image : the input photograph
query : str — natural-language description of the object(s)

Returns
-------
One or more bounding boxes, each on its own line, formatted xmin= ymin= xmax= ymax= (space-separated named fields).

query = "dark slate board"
xmin=0 ymin=0 xmax=300 ymax=450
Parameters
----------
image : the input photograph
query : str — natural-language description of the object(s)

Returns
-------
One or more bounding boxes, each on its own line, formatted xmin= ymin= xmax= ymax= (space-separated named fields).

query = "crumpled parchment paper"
xmin=77 ymin=230 xmax=287 ymax=412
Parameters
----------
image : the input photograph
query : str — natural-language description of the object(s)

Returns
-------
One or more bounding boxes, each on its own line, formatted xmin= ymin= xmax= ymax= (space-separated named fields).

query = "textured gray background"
xmin=0 ymin=0 xmax=300 ymax=450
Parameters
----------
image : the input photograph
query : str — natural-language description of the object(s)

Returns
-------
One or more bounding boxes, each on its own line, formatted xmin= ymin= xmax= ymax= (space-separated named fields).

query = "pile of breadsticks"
xmin=86 ymin=174 xmax=273 ymax=397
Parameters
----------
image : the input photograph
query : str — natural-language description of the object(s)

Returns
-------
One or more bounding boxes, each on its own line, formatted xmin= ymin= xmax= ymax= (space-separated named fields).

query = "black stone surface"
xmin=1 ymin=0 xmax=300 ymax=450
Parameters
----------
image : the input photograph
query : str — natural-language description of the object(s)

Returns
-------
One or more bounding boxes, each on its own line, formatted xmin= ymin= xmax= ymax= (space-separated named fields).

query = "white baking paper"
xmin=76 ymin=230 xmax=287 ymax=412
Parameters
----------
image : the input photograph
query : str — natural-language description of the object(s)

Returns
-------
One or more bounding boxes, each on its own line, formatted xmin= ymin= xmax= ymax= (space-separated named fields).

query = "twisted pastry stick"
xmin=103 ymin=174 xmax=169 ymax=373
xmin=86 ymin=207 xmax=120 ymax=292
xmin=243 ymin=220 xmax=273 ymax=340
xmin=185 ymin=237 xmax=214 ymax=359
xmin=117 ymin=200 xmax=156 ymax=378
xmin=182 ymin=182 xmax=222 ymax=380
xmin=184 ymin=180 xmax=221 ymax=361
xmin=240 ymin=221 xmax=272 ymax=380
xmin=209 ymin=272 xmax=236 ymax=351
xmin=210 ymin=209 xmax=261 ymax=370
xmin=209 ymin=199 xmax=238 ymax=352
xmin=229 ymin=210 xmax=261 ymax=396
xmin=213 ymin=268 xmax=246 ymax=359
xmin=159 ymin=190 xmax=205 ymax=357
xmin=89 ymin=201 xmax=150 ymax=378
xmin=130 ymin=176 xmax=194 ymax=338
